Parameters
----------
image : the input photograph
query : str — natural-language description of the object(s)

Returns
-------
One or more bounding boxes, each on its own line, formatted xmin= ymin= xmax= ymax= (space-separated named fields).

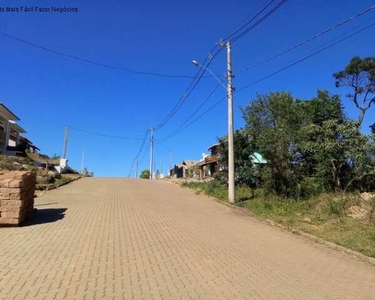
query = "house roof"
xmin=250 ymin=152 xmax=267 ymax=164
xmin=9 ymin=121 xmax=27 ymax=133
xmin=207 ymin=143 xmax=220 ymax=151
xmin=0 ymin=103 xmax=20 ymax=121
xmin=19 ymin=136 xmax=40 ymax=151
xmin=182 ymin=160 xmax=199 ymax=168
xmin=196 ymin=160 xmax=206 ymax=167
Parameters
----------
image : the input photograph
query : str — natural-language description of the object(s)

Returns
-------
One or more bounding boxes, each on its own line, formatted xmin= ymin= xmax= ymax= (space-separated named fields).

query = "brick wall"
xmin=0 ymin=171 xmax=36 ymax=225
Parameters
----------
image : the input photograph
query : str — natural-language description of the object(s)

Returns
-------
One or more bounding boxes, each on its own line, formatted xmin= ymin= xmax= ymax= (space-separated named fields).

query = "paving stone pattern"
xmin=1 ymin=178 xmax=375 ymax=299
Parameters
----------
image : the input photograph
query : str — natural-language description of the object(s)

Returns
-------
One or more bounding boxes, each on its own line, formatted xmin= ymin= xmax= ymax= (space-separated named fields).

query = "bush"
xmin=295 ymin=177 xmax=322 ymax=200
xmin=140 ymin=170 xmax=150 ymax=179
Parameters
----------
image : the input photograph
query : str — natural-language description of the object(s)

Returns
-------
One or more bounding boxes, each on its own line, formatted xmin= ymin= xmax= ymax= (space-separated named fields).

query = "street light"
xmin=191 ymin=60 xmax=228 ymax=91
xmin=192 ymin=41 xmax=235 ymax=203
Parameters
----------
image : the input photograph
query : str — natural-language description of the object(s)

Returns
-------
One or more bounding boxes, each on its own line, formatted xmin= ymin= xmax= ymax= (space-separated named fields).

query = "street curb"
xmin=179 ymin=183 xmax=375 ymax=268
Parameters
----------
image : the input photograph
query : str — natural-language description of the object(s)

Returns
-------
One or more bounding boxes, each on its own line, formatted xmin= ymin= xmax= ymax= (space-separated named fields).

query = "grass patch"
xmin=182 ymin=181 xmax=228 ymax=201
xmin=182 ymin=181 xmax=375 ymax=258
xmin=54 ymin=176 xmax=73 ymax=187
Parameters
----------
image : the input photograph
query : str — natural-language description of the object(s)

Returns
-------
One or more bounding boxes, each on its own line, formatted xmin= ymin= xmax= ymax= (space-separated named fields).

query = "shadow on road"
xmin=21 ymin=208 xmax=67 ymax=227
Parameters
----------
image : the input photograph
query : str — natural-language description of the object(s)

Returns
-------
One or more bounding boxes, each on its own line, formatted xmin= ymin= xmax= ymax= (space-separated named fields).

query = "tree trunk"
xmin=358 ymin=109 xmax=366 ymax=126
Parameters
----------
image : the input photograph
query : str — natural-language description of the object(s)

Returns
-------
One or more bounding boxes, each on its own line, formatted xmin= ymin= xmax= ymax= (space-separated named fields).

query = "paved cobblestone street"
xmin=1 ymin=178 xmax=375 ymax=299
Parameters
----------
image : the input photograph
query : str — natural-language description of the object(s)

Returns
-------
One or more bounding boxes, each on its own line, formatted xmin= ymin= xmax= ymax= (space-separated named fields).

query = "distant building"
xmin=0 ymin=103 xmax=38 ymax=156
xmin=169 ymin=160 xmax=200 ymax=178
xmin=197 ymin=144 xmax=220 ymax=179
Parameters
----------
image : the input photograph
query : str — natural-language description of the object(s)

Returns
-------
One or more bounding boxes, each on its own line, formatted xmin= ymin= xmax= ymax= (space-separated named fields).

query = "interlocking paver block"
xmin=0 ymin=178 xmax=375 ymax=299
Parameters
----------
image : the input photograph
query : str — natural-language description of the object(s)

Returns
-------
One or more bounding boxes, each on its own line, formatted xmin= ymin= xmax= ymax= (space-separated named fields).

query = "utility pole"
xmin=62 ymin=126 xmax=69 ymax=159
xmin=136 ymin=157 xmax=139 ymax=178
xmin=149 ymin=127 xmax=154 ymax=180
xmin=160 ymin=155 xmax=163 ymax=176
xmin=191 ymin=42 xmax=235 ymax=202
xmin=81 ymin=149 xmax=85 ymax=173
xmin=169 ymin=150 xmax=173 ymax=174
xmin=227 ymin=41 xmax=235 ymax=204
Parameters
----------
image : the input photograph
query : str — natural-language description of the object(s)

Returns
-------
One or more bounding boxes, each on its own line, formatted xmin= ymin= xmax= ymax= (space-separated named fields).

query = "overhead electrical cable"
xmin=139 ymin=140 xmax=151 ymax=165
xmin=127 ymin=158 xmax=135 ymax=178
xmin=146 ymin=0 xmax=285 ymax=132
xmin=153 ymin=47 xmax=223 ymax=131
xmin=237 ymin=4 xmax=375 ymax=74
xmin=154 ymin=0 xmax=287 ymax=137
xmin=0 ymin=32 xmax=199 ymax=79
xmin=157 ymin=95 xmax=226 ymax=144
xmin=223 ymin=0 xmax=277 ymax=41
xmin=156 ymin=82 xmax=223 ymax=143
xmin=236 ymin=21 xmax=375 ymax=93
xmin=69 ymin=126 xmax=145 ymax=140
xmin=156 ymin=21 xmax=375 ymax=144
xmin=229 ymin=0 xmax=287 ymax=43
xmin=127 ymin=130 xmax=150 ymax=177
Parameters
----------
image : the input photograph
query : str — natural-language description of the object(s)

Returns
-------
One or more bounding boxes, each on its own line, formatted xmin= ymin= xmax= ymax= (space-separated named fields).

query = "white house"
xmin=0 ymin=103 xmax=35 ymax=156
xmin=0 ymin=103 xmax=21 ymax=155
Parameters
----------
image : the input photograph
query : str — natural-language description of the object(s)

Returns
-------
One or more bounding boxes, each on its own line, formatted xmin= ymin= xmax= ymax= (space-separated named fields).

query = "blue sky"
xmin=1 ymin=0 xmax=375 ymax=177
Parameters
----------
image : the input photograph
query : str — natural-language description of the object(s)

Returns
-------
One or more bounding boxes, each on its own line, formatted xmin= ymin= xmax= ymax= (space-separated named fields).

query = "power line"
xmin=150 ymin=0 xmax=286 ymax=130
xmin=236 ymin=21 xmax=375 ymax=93
xmin=0 ymin=32 xmax=198 ymax=79
xmin=135 ymin=130 xmax=150 ymax=157
xmin=154 ymin=0 xmax=287 ymax=139
xmin=153 ymin=46 xmax=223 ymax=131
xmin=223 ymin=0 xmax=277 ymax=41
xmin=156 ymin=21 xmax=375 ymax=144
xmin=69 ymin=126 xmax=145 ymax=140
xmin=237 ymin=4 xmax=375 ymax=74
xmin=154 ymin=0 xmax=282 ymax=128
xmin=155 ymin=0 xmax=285 ymax=141
xmin=139 ymin=139 xmax=150 ymax=165
xmin=156 ymin=82 xmax=222 ymax=143
xmin=153 ymin=47 xmax=221 ymax=130
xmin=229 ymin=0 xmax=287 ymax=43
xmin=127 ymin=158 xmax=136 ymax=178
xmin=127 ymin=130 xmax=150 ymax=177
xmin=157 ymin=95 xmax=226 ymax=145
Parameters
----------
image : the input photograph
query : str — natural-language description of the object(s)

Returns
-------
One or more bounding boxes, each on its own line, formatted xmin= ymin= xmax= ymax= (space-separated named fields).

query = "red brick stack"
xmin=0 ymin=171 xmax=36 ymax=226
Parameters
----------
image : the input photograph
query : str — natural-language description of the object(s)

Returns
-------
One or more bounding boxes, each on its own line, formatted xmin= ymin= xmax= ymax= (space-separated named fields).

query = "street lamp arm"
xmin=191 ymin=61 xmax=228 ymax=92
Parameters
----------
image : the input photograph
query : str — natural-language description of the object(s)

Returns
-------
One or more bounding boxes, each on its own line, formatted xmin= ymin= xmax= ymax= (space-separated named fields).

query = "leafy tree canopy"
xmin=333 ymin=56 xmax=375 ymax=125
xmin=217 ymin=90 xmax=375 ymax=198
xmin=218 ymin=130 xmax=258 ymax=187
xmin=140 ymin=169 xmax=150 ymax=179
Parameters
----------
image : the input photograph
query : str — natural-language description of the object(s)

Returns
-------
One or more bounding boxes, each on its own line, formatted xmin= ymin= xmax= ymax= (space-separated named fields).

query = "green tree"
xmin=297 ymin=90 xmax=346 ymax=191
xmin=242 ymin=92 xmax=304 ymax=197
xmin=140 ymin=170 xmax=150 ymax=179
xmin=333 ymin=56 xmax=375 ymax=125
xmin=300 ymin=90 xmax=344 ymax=125
xmin=217 ymin=130 xmax=258 ymax=187
xmin=299 ymin=120 xmax=374 ymax=191
xmin=219 ymin=90 xmax=375 ymax=198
